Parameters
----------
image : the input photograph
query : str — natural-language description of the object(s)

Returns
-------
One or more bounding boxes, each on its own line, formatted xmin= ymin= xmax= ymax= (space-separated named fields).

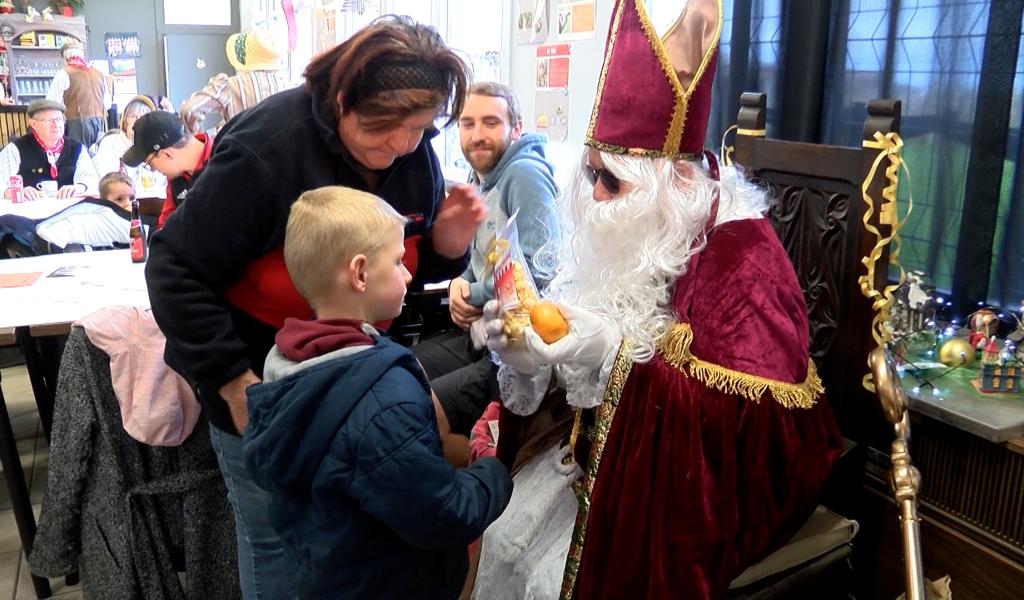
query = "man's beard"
xmin=463 ymin=140 xmax=506 ymax=174
xmin=543 ymin=164 xmax=716 ymax=363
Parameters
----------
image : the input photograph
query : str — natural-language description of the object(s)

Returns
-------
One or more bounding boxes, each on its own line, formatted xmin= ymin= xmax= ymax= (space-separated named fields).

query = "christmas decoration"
xmin=968 ymin=308 xmax=999 ymax=349
xmin=890 ymin=270 xmax=936 ymax=339
xmin=938 ymin=337 xmax=975 ymax=367
xmin=977 ymin=363 xmax=1021 ymax=393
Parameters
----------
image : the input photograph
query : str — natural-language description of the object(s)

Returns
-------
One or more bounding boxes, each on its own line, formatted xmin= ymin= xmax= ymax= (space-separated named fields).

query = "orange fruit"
xmin=530 ymin=300 xmax=569 ymax=344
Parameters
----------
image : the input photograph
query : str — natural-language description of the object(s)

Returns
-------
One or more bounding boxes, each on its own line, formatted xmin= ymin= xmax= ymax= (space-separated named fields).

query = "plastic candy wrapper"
xmin=490 ymin=211 xmax=539 ymax=347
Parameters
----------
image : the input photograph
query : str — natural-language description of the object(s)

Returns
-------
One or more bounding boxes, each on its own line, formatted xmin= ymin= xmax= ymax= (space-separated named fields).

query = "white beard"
xmin=541 ymin=154 xmax=731 ymax=363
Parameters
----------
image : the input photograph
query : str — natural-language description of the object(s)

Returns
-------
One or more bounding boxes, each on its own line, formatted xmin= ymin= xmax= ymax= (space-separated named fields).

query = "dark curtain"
xmin=706 ymin=0 xmax=1023 ymax=316
xmin=707 ymin=0 xmax=786 ymax=149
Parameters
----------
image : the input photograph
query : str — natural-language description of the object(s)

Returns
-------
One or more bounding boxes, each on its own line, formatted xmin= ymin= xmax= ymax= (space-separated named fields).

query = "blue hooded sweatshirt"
xmin=463 ymin=132 xmax=559 ymax=306
xmin=244 ymin=331 xmax=512 ymax=599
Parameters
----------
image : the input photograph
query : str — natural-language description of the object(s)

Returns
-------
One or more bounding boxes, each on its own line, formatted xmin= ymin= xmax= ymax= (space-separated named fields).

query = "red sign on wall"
xmin=536 ymin=43 xmax=570 ymax=89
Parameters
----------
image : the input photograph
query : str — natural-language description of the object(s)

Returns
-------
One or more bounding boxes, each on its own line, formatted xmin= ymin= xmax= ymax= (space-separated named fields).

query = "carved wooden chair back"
xmin=732 ymin=93 xmax=901 ymax=475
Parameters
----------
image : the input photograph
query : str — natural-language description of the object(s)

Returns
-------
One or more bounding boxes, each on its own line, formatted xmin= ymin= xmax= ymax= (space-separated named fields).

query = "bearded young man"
xmin=413 ymin=81 xmax=558 ymax=445
xmin=474 ymin=1 xmax=844 ymax=599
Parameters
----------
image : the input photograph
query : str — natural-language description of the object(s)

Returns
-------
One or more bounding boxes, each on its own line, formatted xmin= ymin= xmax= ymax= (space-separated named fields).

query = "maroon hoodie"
xmin=275 ymin=318 xmax=375 ymax=362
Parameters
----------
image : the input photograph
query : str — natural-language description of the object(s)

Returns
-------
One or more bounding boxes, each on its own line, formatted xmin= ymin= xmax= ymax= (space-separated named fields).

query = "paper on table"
xmin=0 ymin=272 xmax=42 ymax=288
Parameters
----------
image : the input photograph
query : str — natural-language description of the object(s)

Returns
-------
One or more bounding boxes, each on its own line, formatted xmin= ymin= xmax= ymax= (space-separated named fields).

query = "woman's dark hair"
xmin=304 ymin=15 xmax=470 ymax=128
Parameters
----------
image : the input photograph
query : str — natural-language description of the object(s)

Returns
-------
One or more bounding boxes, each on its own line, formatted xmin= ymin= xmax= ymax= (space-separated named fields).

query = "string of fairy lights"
xmin=891 ymin=281 xmax=1023 ymax=398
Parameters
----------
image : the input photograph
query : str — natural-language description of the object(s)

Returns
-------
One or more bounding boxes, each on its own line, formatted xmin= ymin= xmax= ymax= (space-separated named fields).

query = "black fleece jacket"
xmin=145 ymin=87 xmax=467 ymax=434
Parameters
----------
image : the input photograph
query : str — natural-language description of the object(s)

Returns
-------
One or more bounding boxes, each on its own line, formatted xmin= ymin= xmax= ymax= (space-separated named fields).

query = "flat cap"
xmin=27 ymin=99 xmax=66 ymax=117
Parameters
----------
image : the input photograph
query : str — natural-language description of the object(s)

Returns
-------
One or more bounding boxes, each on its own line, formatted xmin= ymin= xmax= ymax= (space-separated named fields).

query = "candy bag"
xmin=490 ymin=210 xmax=539 ymax=347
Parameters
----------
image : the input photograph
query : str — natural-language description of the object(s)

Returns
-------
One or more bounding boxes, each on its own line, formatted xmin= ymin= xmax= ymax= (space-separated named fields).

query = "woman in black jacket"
xmin=144 ymin=16 xmax=485 ymax=599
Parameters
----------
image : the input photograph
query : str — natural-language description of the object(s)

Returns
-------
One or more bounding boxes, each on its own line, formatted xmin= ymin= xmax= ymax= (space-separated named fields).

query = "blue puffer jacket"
xmin=244 ymin=336 xmax=512 ymax=599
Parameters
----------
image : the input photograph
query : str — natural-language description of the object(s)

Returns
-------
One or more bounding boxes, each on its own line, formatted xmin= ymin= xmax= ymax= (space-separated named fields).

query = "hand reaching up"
xmin=431 ymin=184 xmax=486 ymax=259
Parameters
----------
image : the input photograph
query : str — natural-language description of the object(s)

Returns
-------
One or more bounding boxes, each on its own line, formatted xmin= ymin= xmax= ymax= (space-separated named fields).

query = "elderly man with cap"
xmin=46 ymin=39 xmax=112 ymax=151
xmin=120 ymin=110 xmax=213 ymax=228
xmin=180 ymin=29 xmax=288 ymax=134
xmin=0 ymin=99 xmax=99 ymax=201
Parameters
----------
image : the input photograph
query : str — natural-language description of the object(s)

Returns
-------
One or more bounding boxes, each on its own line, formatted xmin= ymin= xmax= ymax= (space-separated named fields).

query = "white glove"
xmin=483 ymin=300 xmax=541 ymax=374
xmin=525 ymin=303 xmax=619 ymax=370
xmin=469 ymin=317 xmax=487 ymax=350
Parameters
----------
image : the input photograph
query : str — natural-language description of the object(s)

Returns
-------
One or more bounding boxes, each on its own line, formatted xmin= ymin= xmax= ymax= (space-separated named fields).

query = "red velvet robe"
xmin=562 ymin=218 xmax=844 ymax=599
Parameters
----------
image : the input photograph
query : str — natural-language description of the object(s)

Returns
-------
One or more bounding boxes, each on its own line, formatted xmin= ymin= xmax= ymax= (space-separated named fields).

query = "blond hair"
xmin=99 ymin=171 xmax=133 ymax=200
xmin=285 ymin=186 xmax=406 ymax=304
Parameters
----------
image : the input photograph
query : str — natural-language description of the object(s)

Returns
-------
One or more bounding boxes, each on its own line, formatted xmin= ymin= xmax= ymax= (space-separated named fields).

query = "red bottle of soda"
xmin=9 ymin=175 xmax=23 ymax=204
xmin=130 ymin=199 xmax=147 ymax=263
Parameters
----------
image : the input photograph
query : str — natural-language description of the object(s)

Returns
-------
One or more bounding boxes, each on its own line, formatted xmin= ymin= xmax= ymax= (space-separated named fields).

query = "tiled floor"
xmin=0 ymin=364 xmax=81 ymax=600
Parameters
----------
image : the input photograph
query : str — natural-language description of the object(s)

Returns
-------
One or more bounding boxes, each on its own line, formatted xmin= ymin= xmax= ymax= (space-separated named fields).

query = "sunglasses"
xmin=584 ymin=165 xmax=622 ymax=195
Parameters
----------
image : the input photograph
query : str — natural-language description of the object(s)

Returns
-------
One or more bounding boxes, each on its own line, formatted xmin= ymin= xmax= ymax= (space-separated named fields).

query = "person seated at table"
xmin=120 ymin=110 xmax=212 ymax=229
xmin=0 ymin=99 xmax=99 ymax=202
xmin=35 ymin=172 xmax=136 ymax=251
xmin=92 ymin=96 xmax=168 ymax=202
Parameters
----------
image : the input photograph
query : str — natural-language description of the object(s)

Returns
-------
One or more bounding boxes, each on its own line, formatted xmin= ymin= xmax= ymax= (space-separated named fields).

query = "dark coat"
xmin=29 ymin=326 xmax=240 ymax=600
xmin=146 ymin=86 xmax=469 ymax=433
xmin=244 ymin=336 xmax=512 ymax=599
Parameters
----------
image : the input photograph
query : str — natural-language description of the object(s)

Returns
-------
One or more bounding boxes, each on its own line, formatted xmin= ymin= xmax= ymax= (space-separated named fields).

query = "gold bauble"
xmin=938 ymin=337 xmax=975 ymax=367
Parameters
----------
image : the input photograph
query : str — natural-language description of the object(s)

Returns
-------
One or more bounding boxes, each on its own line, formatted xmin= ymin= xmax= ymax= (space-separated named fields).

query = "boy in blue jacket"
xmin=243 ymin=186 xmax=513 ymax=599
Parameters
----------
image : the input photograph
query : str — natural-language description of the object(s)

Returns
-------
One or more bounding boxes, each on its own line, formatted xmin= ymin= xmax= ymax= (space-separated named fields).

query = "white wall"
xmin=506 ymin=1 xmax=617 ymax=186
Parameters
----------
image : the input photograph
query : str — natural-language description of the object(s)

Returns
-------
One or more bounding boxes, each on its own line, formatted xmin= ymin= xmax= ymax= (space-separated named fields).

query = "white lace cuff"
xmin=558 ymin=334 xmax=621 ymax=409
xmin=497 ymin=364 xmax=553 ymax=416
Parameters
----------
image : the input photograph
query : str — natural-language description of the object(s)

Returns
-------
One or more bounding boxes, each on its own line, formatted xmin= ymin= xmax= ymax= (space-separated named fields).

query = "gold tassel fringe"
xmin=659 ymin=324 xmax=823 ymax=409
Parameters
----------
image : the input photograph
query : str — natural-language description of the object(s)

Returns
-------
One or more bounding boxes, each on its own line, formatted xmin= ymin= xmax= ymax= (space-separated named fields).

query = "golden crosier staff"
xmin=870 ymin=347 xmax=927 ymax=600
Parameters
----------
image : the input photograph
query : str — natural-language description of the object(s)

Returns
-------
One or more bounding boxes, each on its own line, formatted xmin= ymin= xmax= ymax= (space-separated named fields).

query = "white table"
xmin=0 ymin=249 xmax=149 ymax=598
xmin=0 ymin=249 xmax=149 ymax=329
xmin=0 ymin=196 xmax=84 ymax=221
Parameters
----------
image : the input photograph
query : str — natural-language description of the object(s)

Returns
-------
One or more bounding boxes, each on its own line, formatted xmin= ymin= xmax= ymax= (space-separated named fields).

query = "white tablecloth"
xmin=0 ymin=250 xmax=149 ymax=329
xmin=0 ymin=197 xmax=84 ymax=220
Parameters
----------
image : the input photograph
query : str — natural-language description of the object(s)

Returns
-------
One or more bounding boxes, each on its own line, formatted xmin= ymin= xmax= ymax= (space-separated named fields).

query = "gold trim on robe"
xmin=559 ymin=322 xmax=822 ymax=597
xmin=560 ymin=340 xmax=633 ymax=599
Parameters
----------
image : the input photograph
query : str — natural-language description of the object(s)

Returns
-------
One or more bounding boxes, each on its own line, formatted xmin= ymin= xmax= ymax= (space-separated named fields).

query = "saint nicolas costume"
xmin=479 ymin=1 xmax=844 ymax=599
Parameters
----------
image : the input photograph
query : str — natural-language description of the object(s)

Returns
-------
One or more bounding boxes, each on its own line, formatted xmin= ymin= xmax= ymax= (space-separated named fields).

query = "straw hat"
xmin=226 ymin=30 xmax=282 ymax=72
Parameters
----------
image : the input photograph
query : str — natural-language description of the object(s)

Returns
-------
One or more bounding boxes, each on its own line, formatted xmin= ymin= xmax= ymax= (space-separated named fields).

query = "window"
xmin=823 ymin=0 xmax=989 ymax=295
xmin=706 ymin=0 xmax=785 ymax=146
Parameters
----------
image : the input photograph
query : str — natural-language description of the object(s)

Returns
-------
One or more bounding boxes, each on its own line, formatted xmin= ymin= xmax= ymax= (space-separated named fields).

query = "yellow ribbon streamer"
xmin=719 ymin=124 xmax=767 ymax=167
xmin=719 ymin=124 xmax=738 ymax=167
xmin=859 ymin=131 xmax=913 ymax=391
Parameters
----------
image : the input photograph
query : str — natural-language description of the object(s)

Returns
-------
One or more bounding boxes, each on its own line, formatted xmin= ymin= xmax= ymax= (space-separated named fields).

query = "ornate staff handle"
xmin=870 ymin=346 xmax=927 ymax=600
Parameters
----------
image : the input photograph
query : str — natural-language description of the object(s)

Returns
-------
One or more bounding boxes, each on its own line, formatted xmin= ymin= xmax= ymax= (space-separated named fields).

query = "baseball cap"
xmin=122 ymin=110 xmax=187 ymax=167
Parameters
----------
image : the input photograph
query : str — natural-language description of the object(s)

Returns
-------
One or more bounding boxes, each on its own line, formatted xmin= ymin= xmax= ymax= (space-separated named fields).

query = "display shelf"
xmin=0 ymin=14 xmax=86 ymax=105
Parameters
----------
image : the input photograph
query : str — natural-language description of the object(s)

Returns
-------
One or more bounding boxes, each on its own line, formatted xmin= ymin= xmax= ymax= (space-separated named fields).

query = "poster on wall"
xmin=535 ymin=88 xmax=568 ymax=143
xmin=104 ymin=33 xmax=142 ymax=58
xmin=557 ymin=0 xmax=596 ymax=41
xmin=535 ymin=43 xmax=570 ymax=90
xmin=516 ymin=0 xmax=549 ymax=45
xmin=535 ymin=44 xmax=570 ymax=142
xmin=109 ymin=58 xmax=139 ymax=110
